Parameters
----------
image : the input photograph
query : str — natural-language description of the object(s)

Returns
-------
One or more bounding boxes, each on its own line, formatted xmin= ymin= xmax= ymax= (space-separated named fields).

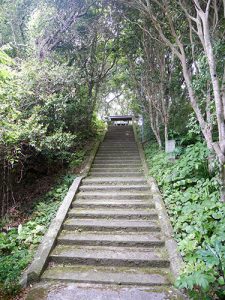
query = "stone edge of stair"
xmin=19 ymin=132 xmax=106 ymax=288
xmin=19 ymin=176 xmax=83 ymax=288
xmin=132 ymin=118 xmax=184 ymax=282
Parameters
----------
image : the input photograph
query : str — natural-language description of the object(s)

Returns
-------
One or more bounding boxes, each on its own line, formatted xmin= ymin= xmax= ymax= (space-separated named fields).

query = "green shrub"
xmin=145 ymin=142 xmax=225 ymax=299
xmin=0 ymin=174 xmax=75 ymax=295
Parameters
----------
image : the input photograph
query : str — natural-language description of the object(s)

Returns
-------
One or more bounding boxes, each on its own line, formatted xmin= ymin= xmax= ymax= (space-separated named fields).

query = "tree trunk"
xmin=164 ymin=122 xmax=168 ymax=147
xmin=220 ymin=163 xmax=225 ymax=202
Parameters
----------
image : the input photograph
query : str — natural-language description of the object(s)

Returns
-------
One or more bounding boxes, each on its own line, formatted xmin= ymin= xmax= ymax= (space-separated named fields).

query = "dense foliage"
xmin=145 ymin=142 xmax=225 ymax=299
xmin=0 ymin=0 xmax=115 ymax=215
xmin=0 ymin=174 xmax=75 ymax=296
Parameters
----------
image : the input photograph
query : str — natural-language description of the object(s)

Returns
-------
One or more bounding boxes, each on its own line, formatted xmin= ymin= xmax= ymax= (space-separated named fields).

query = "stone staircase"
xmin=41 ymin=125 xmax=172 ymax=289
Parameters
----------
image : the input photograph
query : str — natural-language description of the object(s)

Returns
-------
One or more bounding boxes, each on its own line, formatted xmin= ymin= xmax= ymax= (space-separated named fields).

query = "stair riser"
xmin=99 ymin=148 xmax=138 ymax=151
xmin=93 ymin=162 xmax=141 ymax=166
xmin=57 ymin=239 xmax=165 ymax=248
xmin=82 ymin=180 xmax=147 ymax=185
xmin=101 ymin=142 xmax=136 ymax=144
xmin=100 ymin=147 xmax=137 ymax=149
xmin=76 ymin=195 xmax=151 ymax=200
xmin=99 ymin=145 xmax=138 ymax=148
xmin=42 ymin=277 xmax=168 ymax=287
xmin=79 ymin=187 xmax=150 ymax=192
xmin=101 ymin=140 xmax=136 ymax=142
xmin=97 ymin=148 xmax=139 ymax=157
xmin=105 ymin=135 xmax=135 ymax=137
xmin=91 ymin=170 xmax=143 ymax=174
xmin=95 ymin=157 xmax=140 ymax=161
xmin=100 ymin=141 xmax=136 ymax=143
xmin=92 ymin=165 xmax=142 ymax=169
xmin=101 ymin=142 xmax=137 ymax=144
xmin=96 ymin=154 xmax=140 ymax=156
xmin=94 ymin=158 xmax=141 ymax=162
xmin=49 ymin=256 xmax=170 ymax=268
xmin=72 ymin=203 xmax=154 ymax=209
xmin=90 ymin=169 xmax=142 ymax=172
xmin=92 ymin=164 xmax=142 ymax=168
xmin=98 ymin=148 xmax=138 ymax=150
xmin=62 ymin=224 xmax=161 ymax=232
xmin=89 ymin=173 xmax=143 ymax=177
xmin=67 ymin=213 xmax=158 ymax=220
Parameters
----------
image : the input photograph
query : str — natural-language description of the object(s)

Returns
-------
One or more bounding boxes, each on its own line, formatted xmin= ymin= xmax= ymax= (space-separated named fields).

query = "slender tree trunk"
xmin=156 ymin=133 xmax=162 ymax=148
xmin=220 ymin=163 xmax=225 ymax=202
xmin=151 ymin=122 xmax=162 ymax=148
xmin=164 ymin=121 xmax=168 ymax=146
xmin=200 ymin=12 xmax=225 ymax=147
xmin=180 ymin=54 xmax=214 ymax=149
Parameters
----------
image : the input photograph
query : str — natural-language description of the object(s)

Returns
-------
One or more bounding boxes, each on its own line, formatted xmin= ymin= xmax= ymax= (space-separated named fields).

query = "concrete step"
xmin=95 ymin=155 xmax=140 ymax=159
xmin=105 ymin=133 xmax=134 ymax=135
xmin=94 ymin=158 xmax=141 ymax=162
xmin=79 ymin=185 xmax=150 ymax=192
xmin=97 ymin=153 xmax=139 ymax=156
xmin=91 ymin=168 xmax=142 ymax=173
xmin=42 ymin=265 xmax=170 ymax=286
xmin=104 ymin=138 xmax=135 ymax=141
xmin=96 ymin=155 xmax=140 ymax=159
xmin=91 ymin=167 xmax=143 ymax=172
xmin=101 ymin=141 xmax=136 ymax=144
xmin=100 ymin=142 xmax=137 ymax=144
xmin=105 ymin=137 xmax=135 ymax=139
xmin=82 ymin=178 xmax=147 ymax=185
xmin=76 ymin=191 xmax=152 ymax=200
xmin=104 ymin=140 xmax=136 ymax=143
xmin=89 ymin=172 xmax=143 ymax=177
xmin=92 ymin=163 xmax=142 ymax=168
xmin=99 ymin=147 xmax=138 ymax=151
xmin=49 ymin=245 xmax=170 ymax=268
xmin=72 ymin=200 xmax=154 ymax=209
xmin=92 ymin=160 xmax=143 ymax=170
xmin=63 ymin=218 xmax=160 ymax=232
xmin=99 ymin=145 xmax=138 ymax=148
xmin=97 ymin=148 xmax=139 ymax=156
xmin=67 ymin=208 xmax=158 ymax=219
xmin=100 ymin=142 xmax=137 ymax=150
xmin=106 ymin=132 xmax=134 ymax=134
xmin=104 ymin=139 xmax=136 ymax=141
xmin=58 ymin=231 xmax=164 ymax=247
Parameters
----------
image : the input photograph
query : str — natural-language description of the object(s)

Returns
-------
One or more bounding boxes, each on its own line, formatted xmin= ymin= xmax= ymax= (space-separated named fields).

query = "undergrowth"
xmin=145 ymin=142 xmax=225 ymax=300
xmin=0 ymin=174 xmax=75 ymax=296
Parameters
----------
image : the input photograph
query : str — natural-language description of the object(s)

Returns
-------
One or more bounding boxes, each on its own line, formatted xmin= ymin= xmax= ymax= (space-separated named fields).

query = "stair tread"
xmin=80 ymin=184 xmax=148 ymax=188
xmin=50 ymin=245 xmax=169 ymax=262
xmin=68 ymin=208 xmax=156 ymax=215
xmin=89 ymin=173 xmax=143 ymax=176
xmin=83 ymin=178 xmax=146 ymax=183
xmin=77 ymin=191 xmax=151 ymax=195
xmin=58 ymin=231 xmax=163 ymax=242
xmin=64 ymin=218 xmax=159 ymax=228
xmin=76 ymin=192 xmax=152 ymax=200
xmin=93 ymin=162 xmax=141 ymax=165
xmin=90 ymin=169 xmax=143 ymax=172
xmin=79 ymin=185 xmax=149 ymax=191
xmin=94 ymin=159 xmax=141 ymax=161
xmin=73 ymin=200 xmax=154 ymax=207
xmin=42 ymin=265 xmax=170 ymax=286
